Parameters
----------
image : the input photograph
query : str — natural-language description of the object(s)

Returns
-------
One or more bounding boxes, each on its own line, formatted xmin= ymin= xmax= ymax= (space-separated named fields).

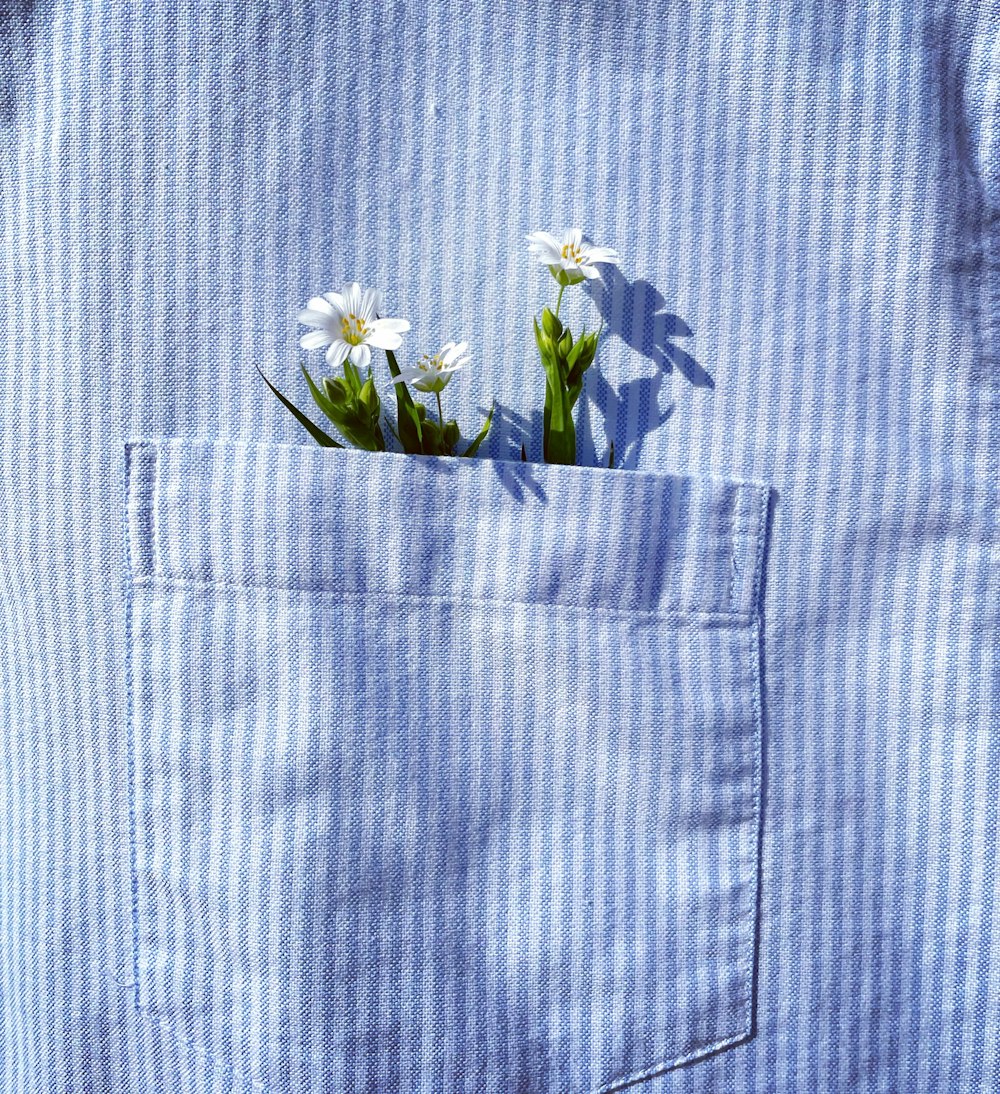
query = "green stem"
xmin=435 ymin=390 xmax=444 ymax=427
xmin=554 ymin=283 xmax=566 ymax=319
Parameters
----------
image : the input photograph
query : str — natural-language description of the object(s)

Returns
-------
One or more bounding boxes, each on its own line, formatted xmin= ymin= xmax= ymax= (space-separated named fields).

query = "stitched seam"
xmin=727 ymin=482 xmax=768 ymax=614
xmin=748 ymin=484 xmax=770 ymax=616
xmin=120 ymin=444 xmax=146 ymax=1037
xmin=152 ymin=441 xmax=163 ymax=578
xmin=595 ymin=1028 xmax=752 ymax=1093
xmin=130 ymin=574 xmax=757 ymax=627
xmin=593 ymin=615 xmax=762 ymax=1093
xmin=124 ymin=442 xmax=273 ymax=1094
xmin=133 ymin=998 xmax=268 ymax=1093
xmin=727 ymin=483 xmax=746 ymax=610
xmin=596 ymin=495 xmax=770 ymax=1092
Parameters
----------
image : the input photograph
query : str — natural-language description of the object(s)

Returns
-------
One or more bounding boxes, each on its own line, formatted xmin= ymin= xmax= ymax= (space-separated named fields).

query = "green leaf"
xmin=544 ymin=421 xmax=576 ymax=464
xmin=385 ymin=348 xmax=423 ymax=453
xmin=255 ymin=364 xmax=344 ymax=448
xmin=566 ymin=332 xmax=599 ymax=391
xmin=420 ymin=418 xmax=442 ymax=454
xmin=302 ymin=366 xmax=344 ymax=423
xmin=324 ymin=376 xmax=355 ymax=412
xmin=359 ymin=375 xmax=379 ymax=414
xmin=541 ymin=306 xmax=563 ymax=340
xmin=342 ymin=358 xmax=363 ymax=394
xmin=543 ymin=373 xmax=576 ymax=463
xmin=566 ymin=334 xmax=588 ymax=371
xmin=521 ymin=442 xmax=527 ymax=462
xmin=533 ymin=315 xmax=551 ymax=359
xmin=608 ymin=439 xmax=615 ymax=468
xmin=460 ymin=402 xmax=494 ymax=458
xmin=544 ymin=361 xmax=567 ymax=433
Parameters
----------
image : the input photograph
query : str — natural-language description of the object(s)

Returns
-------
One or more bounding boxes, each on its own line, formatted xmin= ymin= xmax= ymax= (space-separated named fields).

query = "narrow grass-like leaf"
xmin=460 ymin=403 xmax=494 ymax=458
xmin=385 ymin=347 xmax=423 ymax=452
xmin=533 ymin=316 xmax=551 ymax=359
xmin=255 ymin=364 xmax=344 ymax=448
xmin=543 ymin=361 xmax=566 ymax=433
xmin=342 ymin=358 xmax=363 ymax=393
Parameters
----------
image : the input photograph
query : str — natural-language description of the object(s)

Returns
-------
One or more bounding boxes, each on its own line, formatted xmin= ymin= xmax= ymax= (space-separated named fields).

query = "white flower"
xmin=392 ymin=341 xmax=471 ymax=393
xmin=297 ymin=281 xmax=410 ymax=371
xmin=525 ymin=228 xmax=620 ymax=284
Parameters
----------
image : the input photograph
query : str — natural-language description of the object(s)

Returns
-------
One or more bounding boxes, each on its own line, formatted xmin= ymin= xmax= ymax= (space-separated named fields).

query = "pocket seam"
xmin=129 ymin=436 xmax=768 ymax=617
xmin=596 ymin=482 xmax=768 ymax=1092
xmin=594 ymin=612 xmax=763 ymax=1093
xmin=123 ymin=443 xmax=273 ymax=1092
xmin=129 ymin=571 xmax=760 ymax=627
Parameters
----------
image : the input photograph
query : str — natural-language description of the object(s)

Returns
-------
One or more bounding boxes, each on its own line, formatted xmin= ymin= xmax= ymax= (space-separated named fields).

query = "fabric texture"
xmin=124 ymin=438 xmax=768 ymax=1091
xmin=1 ymin=2 xmax=998 ymax=1092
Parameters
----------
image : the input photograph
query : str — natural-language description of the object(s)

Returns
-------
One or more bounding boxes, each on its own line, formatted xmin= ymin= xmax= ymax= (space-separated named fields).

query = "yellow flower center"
xmin=561 ymin=243 xmax=585 ymax=264
xmin=340 ymin=312 xmax=369 ymax=345
xmin=418 ymin=352 xmax=444 ymax=372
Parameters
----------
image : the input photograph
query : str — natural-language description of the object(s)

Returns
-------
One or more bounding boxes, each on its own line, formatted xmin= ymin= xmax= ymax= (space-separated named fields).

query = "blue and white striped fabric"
xmin=124 ymin=438 xmax=768 ymax=1092
xmin=1 ymin=2 xmax=998 ymax=1092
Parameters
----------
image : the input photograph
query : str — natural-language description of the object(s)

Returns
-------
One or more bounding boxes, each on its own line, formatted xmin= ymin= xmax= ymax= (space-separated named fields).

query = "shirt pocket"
xmin=122 ymin=436 xmax=771 ymax=1094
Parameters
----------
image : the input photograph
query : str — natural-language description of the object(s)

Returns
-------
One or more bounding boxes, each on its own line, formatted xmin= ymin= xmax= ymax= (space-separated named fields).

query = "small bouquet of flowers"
xmin=258 ymin=229 xmax=620 ymax=466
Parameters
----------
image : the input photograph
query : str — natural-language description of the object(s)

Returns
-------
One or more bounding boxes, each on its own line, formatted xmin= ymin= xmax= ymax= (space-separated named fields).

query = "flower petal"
xmin=341 ymin=282 xmax=362 ymax=314
xmin=325 ymin=340 xmax=350 ymax=368
xmin=526 ymin=230 xmax=562 ymax=263
xmin=321 ymin=292 xmax=345 ymax=314
xmin=360 ymin=285 xmax=382 ymax=321
xmin=371 ymin=316 xmax=410 ymax=334
xmin=366 ymin=327 xmax=404 ymax=350
xmin=299 ymin=329 xmax=332 ymax=350
xmin=441 ymin=342 xmax=470 ymax=366
xmin=297 ymin=308 xmax=335 ymax=329
xmin=526 ymin=230 xmax=561 ymax=250
xmin=579 ymin=265 xmax=601 ymax=279
xmin=442 ymin=339 xmax=467 ymax=357
xmin=566 ymin=227 xmax=583 ymax=247
xmin=305 ymin=295 xmax=335 ymax=315
xmin=586 ymin=247 xmax=620 ymax=265
xmin=350 ymin=342 xmax=371 ymax=369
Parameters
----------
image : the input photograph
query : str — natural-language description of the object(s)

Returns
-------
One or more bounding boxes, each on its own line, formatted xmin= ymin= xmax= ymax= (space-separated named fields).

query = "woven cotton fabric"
xmin=124 ymin=438 xmax=768 ymax=1092
xmin=1 ymin=2 xmax=998 ymax=1092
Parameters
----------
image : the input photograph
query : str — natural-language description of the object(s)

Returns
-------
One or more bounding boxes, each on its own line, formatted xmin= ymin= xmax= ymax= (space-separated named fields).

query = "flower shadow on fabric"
xmin=580 ymin=266 xmax=713 ymax=469
xmin=485 ymin=392 xmax=670 ymax=481
xmin=487 ymin=264 xmax=713 ymax=477
xmin=584 ymin=266 xmax=714 ymax=391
